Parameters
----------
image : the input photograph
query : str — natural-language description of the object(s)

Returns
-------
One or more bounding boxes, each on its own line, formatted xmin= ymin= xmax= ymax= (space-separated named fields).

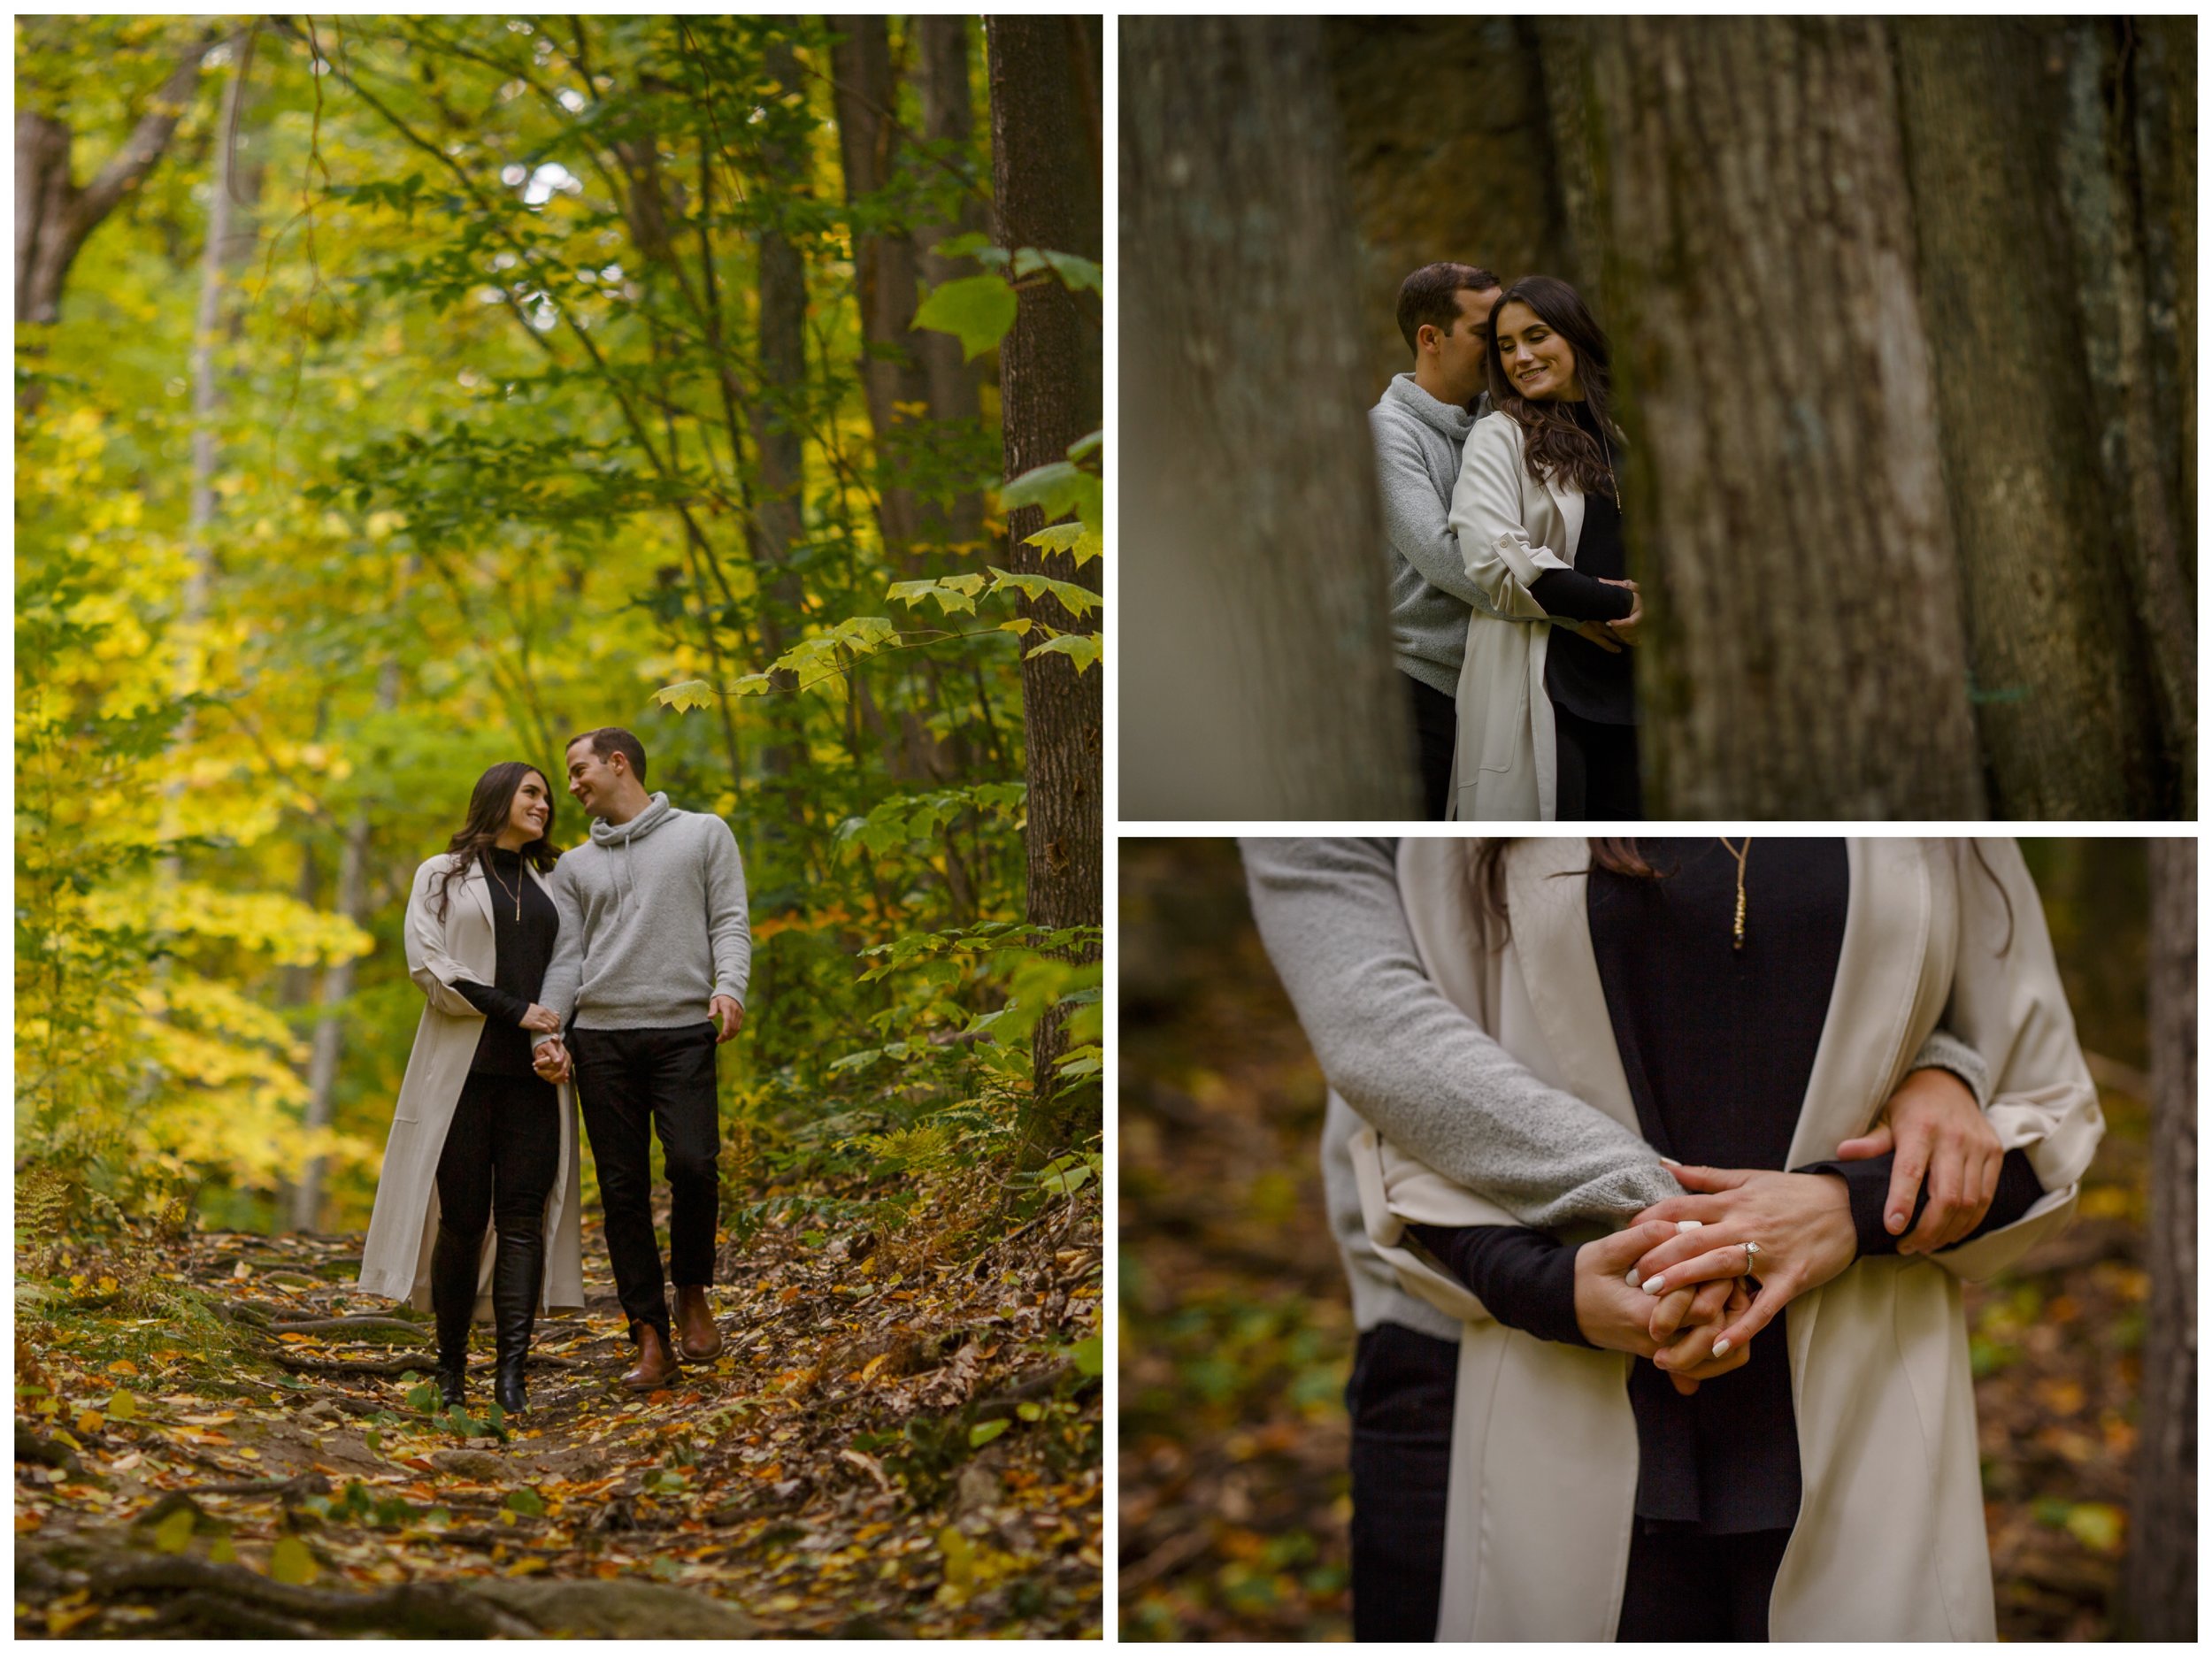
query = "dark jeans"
xmin=1403 ymin=674 xmax=1458 ymax=821
xmin=571 ymin=1023 xmax=720 ymax=1340
xmin=1614 ymin=1523 xmax=1791 ymax=1640
xmin=1552 ymin=700 xmax=1644 ymax=820
xmin=1346 ymin=1322 xmax=1458 ymax=1641
xmin=436 ymin=1070 xmax=561 ymax=1249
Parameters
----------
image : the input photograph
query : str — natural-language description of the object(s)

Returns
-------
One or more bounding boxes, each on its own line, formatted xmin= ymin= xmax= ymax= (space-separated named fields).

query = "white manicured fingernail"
xmin=1624 ymin=1269 xmax=1640 ymax=1288
xmin=1676 ymin=1219 xmax=1702 ymax=1232
xmin=1658 ymin=1155 xmax=1682 ymax=1167
xmin=1644 ymin=1277 xmax=1665 ymax=1296
xmin=1712 ymin=1338 xmax=1732 ymax=1357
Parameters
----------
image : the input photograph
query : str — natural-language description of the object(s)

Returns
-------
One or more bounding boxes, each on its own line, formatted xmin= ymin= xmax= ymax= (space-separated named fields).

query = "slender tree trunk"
xmin=2126 ymin=839 xmax=2195 ymax=1637
xmin=1576 ymin=17 xmax=1984 ymax=817
xmin=915 ymin=15 xmax=987 ymax=550
xmin=1890 ymin=19 xmax=2160 ymax=817
xmin=987 ymin=16 xmax=1104 ymax=1138
xmin=1121 ymin=18 xmax=1417 ymax=818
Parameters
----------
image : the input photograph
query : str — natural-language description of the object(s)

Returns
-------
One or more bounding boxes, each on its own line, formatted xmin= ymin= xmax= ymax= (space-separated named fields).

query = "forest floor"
xmin=16 ymin=1178 xmax=1102 ymax=1639
xmin=1117 ymin=840 xmax=2152 ymax=1642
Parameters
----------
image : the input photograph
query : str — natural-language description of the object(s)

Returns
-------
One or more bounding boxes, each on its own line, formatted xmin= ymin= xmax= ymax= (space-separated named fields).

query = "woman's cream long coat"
xmin=1444 ymin=412 xmax=1586 ymax=821
xmin=1352 ymin=839 xmax=2104 ymax=1640
xmin=357 ymin=854 xmax=587 ymax=1317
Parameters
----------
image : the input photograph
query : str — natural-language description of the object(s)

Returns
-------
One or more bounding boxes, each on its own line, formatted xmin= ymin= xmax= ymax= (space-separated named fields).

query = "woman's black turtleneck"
xmin=452 ymin=846 xmax=560 ymax=1077
xmin=1526 ymin=400 xmax=1637 ymax=726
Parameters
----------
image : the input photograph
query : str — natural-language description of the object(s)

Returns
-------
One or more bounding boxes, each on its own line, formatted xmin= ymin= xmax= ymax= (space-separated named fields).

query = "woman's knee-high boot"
xmin=492 ymin=1226 xmax=544 ymax=1414
xmin=430 ymin=1222 xmax=480 ymax=1409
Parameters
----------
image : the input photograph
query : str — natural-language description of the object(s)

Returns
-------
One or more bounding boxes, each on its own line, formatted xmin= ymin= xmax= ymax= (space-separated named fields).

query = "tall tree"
xmin=1579 ymin=17 xmax=1985 ymax=817
xmin=2127 ymin=838 xmax=2196 ymax=1638
xmin=987 ymin=15 xmax=1105 ymax=1129
xmin=914 ymin=16 xmax=988 ymax=550
xmin=1120 ymin=17 xmax=1418 ymax=819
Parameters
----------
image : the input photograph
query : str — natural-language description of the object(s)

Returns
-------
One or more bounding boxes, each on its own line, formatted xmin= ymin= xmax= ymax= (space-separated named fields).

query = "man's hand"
xmin=532 ymin=1039 xmax=572 ymax=1086
xmin=1599 ymin=577 xmax=1642 ymax=646
xmin=1573 ymin=1220 xmax=1750 ymax=1392
xmin=1835 ymin=1066 xmax=2001 ymax=1255
xmin=709 ymin=995 xmax=744 ymax=1044
xmin=1570 ymin=620 xmax=1625 ymax=654
xmin=1627 ymin=1168 xmax=1860 ymax=1360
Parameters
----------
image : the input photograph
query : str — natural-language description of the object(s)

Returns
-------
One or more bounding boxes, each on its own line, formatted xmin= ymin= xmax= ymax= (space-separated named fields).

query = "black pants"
xmin=1552 ymin=701 xmax=1643 ymax=820
xmin=436 ymin=1070 xmax=561 ymax=1252
xmin=1614 ymin=1522 xmax=1791 ymax=1640
xmin=1346 ymin=1322 xmax=1458 ymax=1641
xmin=1403 ymin=674 xmax=1458 ymax=821
xmin=571 ymin=1024 xmax=720 ymax=1340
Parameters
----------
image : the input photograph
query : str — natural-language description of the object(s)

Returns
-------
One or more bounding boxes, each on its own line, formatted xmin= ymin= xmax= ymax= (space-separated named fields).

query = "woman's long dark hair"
xmin=432 ymin=762 xmax=560 ymax=921
xmin=1485 ymin=274 xmax=1623 ymax=502
xmin=1463 ymin=840 xmax=2011 ymax=950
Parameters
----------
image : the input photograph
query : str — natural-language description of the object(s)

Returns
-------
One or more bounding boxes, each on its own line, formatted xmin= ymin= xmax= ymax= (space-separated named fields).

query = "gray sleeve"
xmin=1906 ymin=1027 xmax=1989 ymax=1109
xmin=1240 ymin=838 xmax=1681 ymax=1228
xmin=1373 ymin=411 xmax=1491 ymax=609
xmin=533 ymin=864 xmax=585 ymax=1046
xmin=703 ymin=819 xmax=752 ymax=1009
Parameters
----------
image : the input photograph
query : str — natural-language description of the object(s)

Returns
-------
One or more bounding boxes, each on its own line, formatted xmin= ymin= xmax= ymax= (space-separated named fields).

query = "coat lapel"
xmin=463 ymin=856 xmax=495 ymax=931
xmin=1502 ymin=839 xmax=1639 ymax=1127
xmin=1543 ymin=471 xmax=1586 ymax=564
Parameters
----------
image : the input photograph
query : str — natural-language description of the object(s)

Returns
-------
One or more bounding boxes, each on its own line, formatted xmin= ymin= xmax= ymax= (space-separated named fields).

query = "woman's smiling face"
xmin=508 ymin=771 xmax=553 ymax=841
xmin=1493 ymin=299 xmax=1584 ymax=403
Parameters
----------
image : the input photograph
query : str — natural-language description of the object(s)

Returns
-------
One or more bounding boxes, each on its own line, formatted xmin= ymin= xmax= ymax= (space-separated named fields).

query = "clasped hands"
xmin=1572 ymin=1067 xmax=2000 ymax=1394
xmin=526 ymin=994 xmax=746 ymax=1085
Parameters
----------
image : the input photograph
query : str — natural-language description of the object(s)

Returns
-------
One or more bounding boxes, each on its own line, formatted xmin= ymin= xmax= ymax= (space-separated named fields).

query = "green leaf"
xmin=106 ymin=1388 xmax=138 ymax=1421
xmin=1066 ymin=428 xmax=1102 ymax=462
xmin=931 ymin=231 xmax=995 ymax=261
xmin=1024 ymin=521 xmax=1102 ymax=564
xmin=913 ymin=273 xmax=1018 ymax=362
xmin=987 ymin=566 xmax=1101 ymax=618
xmin=504 ymin=1486 xmax=546 ymax=1516
xmin=654 ymin=679 xmax=719 ymax=712
xmin=268 ymin=1535 xmax=319 ymax=1585
xmin=152 ymin=1505 xmax=196 ymax=1554
xmin=968 ymin=1416 xmax=1010 ymax=1448
xmin=1071 ymin=1332 xmax=1104 ymax=1378
xmin=1025 ymin=633 xmax=1102 ymax=673
xmin=1041 ymin=249 xmax=1102 ymax=294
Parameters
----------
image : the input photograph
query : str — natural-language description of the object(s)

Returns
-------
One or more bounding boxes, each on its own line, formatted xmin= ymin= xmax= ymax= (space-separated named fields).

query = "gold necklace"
xmin=485 ymin=852 xmax=523 ymax=922
xmin=1717 ymin=837 xmax=1751 ymax=952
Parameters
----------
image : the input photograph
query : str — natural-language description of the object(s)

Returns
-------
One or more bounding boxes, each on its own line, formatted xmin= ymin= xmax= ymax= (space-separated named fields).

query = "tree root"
xmin=257 ymin=1347 xmax=439 ymax=1377
xmin=71 ymin=1554 xmax=541 ymax=1638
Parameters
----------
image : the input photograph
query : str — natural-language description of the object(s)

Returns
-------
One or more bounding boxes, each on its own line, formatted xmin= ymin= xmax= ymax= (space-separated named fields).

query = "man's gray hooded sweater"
xmin=1371 ymin=373 xmax=1494 ymax=695
xmin=535 ymin=793 xmax=751 ymax=1032
xmin=1239 ymin=838 xmax=1991 ymax=1343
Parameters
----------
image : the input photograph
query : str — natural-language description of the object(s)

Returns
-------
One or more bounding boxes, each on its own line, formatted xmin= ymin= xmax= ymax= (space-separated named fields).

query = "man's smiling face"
xmin=565 ymin=740 xmax=626 ymax=819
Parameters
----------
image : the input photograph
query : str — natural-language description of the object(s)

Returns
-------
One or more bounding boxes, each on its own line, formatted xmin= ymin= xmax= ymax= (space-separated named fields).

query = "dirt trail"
xmin=17 ymin=1195 xmax=1102 ymax=1639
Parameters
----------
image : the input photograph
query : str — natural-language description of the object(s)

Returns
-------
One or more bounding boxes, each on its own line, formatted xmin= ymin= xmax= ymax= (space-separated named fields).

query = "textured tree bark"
xmin=1580 ymin=18 xmax=1985 ymax=817
xmin=830 ymin=16 xmax=929 ymax=572
xmin=2126 ymin=838 xmax=2196 ymax=1638
xmin=914 ymin=15 xmax=987 ymax=551
xmin=749 ymin=29 xmax=811 ymax=663
xmin=987 ymin=16 xmax=1103 ymax=1136
xmin=1890 ymin=19 xmax=2160 ymax=818
xmin=1122 ymin=17 xmax=1419 ymax=819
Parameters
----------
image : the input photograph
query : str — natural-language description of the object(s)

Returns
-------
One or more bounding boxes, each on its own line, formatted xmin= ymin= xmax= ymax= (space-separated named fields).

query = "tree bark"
xmin=987 ymin=16 xmax=1104 ymax=1136
xmin=16 ymin=34 xmax=215 ymax=325
xmin=1890 ymin=19 xmax=2161 ymax=818
xmin=1120 ymin=17 xmax=1419 ymax=819
xmin=1578 ymin=18 xmax=1985 ymax=817
xmin=2126 ymin=838 xmax=2195 ymax=1638
xmin=914 ymin=15 xmax=987 ymax=551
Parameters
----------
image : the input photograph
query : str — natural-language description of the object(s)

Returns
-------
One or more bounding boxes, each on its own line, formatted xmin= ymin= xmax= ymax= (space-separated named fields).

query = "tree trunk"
xmin=749 ymin=30 xmax=811 ymax=664
xmin=1120 ymin=17 xmax=1418 ymax=819
xmin=830 ymin=16 xmax=929 ymax=572
xmin=987 ymin=16 xmax=1104 ymax=1139
xmin=1573 ymin=18 xmax=1984 ymax=817
xmin=1889 ymin=19 xmax=2161 ymax=818
xmin=291 ymin=802 xmax=371 ymax=1233
xmin=914 ymin=15 xmax=987 ymax=550
xmin=2125 ymin=838 xmax=2195 ymax=1638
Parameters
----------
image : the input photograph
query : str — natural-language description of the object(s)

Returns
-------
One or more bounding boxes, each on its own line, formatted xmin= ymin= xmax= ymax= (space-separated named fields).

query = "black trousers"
xmin=435 ymin=1070 xmax=560 ymax=1251
xmin=1552 ymin=700 xmax=1644 ymax=820
xmin=1614 ymin=1523 xmax=1791 ymax=1640
xmin=1346 ymin=1322 xmax=1458 ymax=1641
xmin=571 ymin=1023 xmax=720 ymax=1339
xmin=1402 ymin=674 xmax=1458 ymax=821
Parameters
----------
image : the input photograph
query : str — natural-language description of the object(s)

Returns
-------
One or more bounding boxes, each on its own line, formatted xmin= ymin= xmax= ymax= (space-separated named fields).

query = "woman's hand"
xmin=1834 ymin=1067 xmax=2001 ymax=1254
xmin=1574 ymin=1220 xmax=1750 ymax=1391
xmin=532 ymin=1039 xmax=572 ymax=1086
xmin=1570 ymin=620 xmax=1625 ymax=654
xmin=1599 ymin=577 xmax=1642 ymax=646
xmin=1626 ymin=1170 xmax=1858 ymax=1358
xmin=519 ymin=1002 xmax=562 ymax=1035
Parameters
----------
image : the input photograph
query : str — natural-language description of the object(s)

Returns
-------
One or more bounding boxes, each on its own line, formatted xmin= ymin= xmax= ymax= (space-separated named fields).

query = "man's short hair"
xmin=1395 ymin=261 xmax=1502 ymax=355
xmin=565 ymin=725 xmax=648 ymax=785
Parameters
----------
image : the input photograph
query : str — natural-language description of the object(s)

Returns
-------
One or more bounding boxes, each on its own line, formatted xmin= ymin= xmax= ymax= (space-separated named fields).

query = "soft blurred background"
xmin=1118 ymin=837 xmax=2193 ymax=1641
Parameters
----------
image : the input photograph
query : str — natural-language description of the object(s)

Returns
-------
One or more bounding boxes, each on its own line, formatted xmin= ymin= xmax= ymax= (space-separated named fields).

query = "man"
xmin=1371 ymin=262 xmax=1504 ymax=818
xmin=532 ymin=727 xmax=750 ymax=1390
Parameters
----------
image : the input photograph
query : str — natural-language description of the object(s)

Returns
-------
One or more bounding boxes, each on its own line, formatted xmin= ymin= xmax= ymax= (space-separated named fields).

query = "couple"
xmin=1374 ymin=262 xmax=1641 ymax=820
xmin=1244 ymin=837 xmax=2103 ymax=1639
xmin=359 ymin=726 xmax=752 ymax=1410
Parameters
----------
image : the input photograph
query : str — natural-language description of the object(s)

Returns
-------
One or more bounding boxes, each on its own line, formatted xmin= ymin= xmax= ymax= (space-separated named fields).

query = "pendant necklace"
xmin=486 ymin=853 xmax=523 ymax=922
xmin=1717 ymin=837 xmax=1751 ymax=952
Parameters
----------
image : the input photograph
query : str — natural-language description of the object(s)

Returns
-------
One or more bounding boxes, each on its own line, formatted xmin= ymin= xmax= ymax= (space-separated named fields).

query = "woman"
xmin=1447 ymin=276 xmax=1643 ymax=820
xmin=1355 ymin=838 xmax=2103 ymax=1639
xmin=359 ymin=763 xmax=587 ymax=1413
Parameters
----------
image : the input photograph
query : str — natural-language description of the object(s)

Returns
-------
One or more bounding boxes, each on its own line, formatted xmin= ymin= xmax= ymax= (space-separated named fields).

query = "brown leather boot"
xmin=673 ymin=1285 xmax=725 ymax=1362
xmin=621 ymin=1321 xmax=681 ymax=1392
